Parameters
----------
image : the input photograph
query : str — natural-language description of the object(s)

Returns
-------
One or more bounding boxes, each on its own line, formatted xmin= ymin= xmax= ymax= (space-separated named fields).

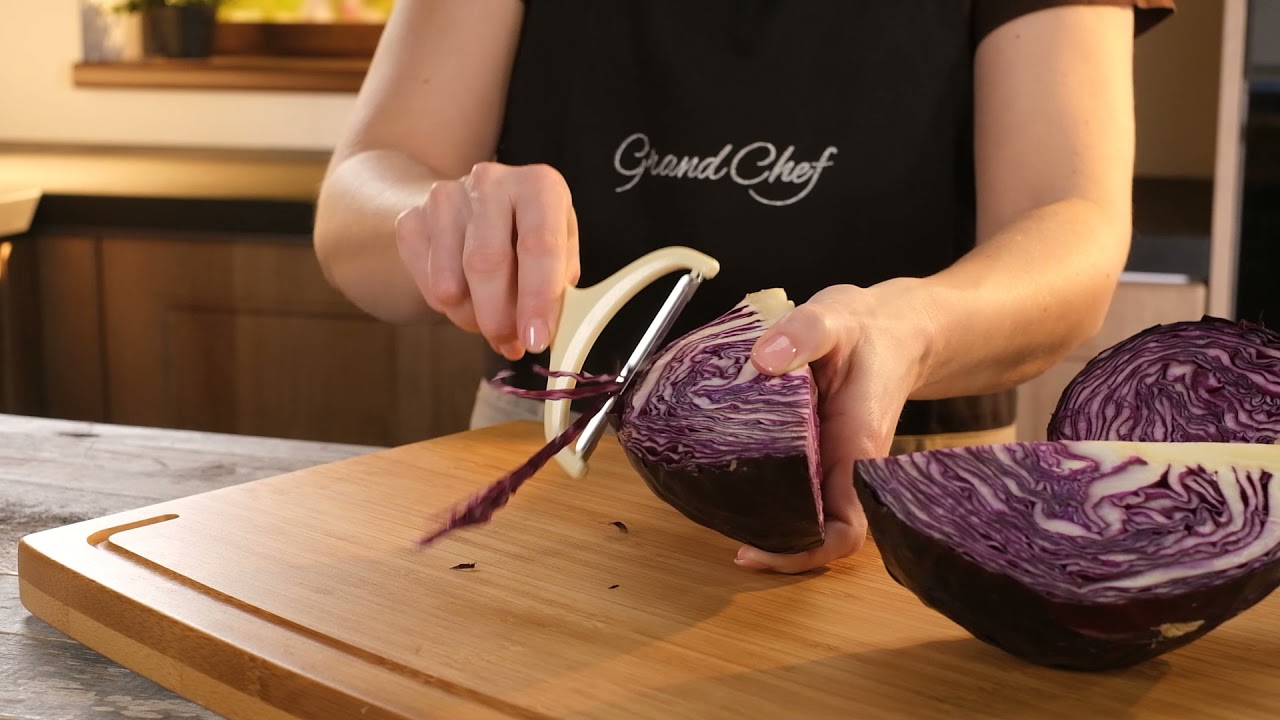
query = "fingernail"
xmin=526 ymin=320 xmax=549 ymax=354
xmin=734 ymin=547 xmax=767 ymax=569
xmin=752 ymin=333 xmax=797 ymax=374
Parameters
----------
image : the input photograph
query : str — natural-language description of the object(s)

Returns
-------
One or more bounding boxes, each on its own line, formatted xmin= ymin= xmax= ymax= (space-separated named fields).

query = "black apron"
xmin=486 ymin=0 xmax=1168 ymax=436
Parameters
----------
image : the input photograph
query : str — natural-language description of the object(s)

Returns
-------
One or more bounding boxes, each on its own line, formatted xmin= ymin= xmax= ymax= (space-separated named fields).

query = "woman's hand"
xmin=394 ymin=162 xmax=581 ymax=359
xmin=737 ymin=279 xmax=939 ymax=574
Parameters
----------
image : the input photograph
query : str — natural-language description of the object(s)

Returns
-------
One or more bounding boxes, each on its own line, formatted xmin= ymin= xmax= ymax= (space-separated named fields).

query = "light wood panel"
xmin=19 ymin=421 xmax=1280 ymax=719
xmin=0 ymin=143 xmax=328 ymax=202
xmin=1209 ymin=0 xmax=1250 ymax=319
xmin=1017 ymin=281 xmax=1208 ymax=441
xmin=99 ymin=235 xmax=483 ymax=445
xmin=0 ymin=187 xmax=39 ymax=237
xmin=73 ymin=56 xmax=369 ymax=94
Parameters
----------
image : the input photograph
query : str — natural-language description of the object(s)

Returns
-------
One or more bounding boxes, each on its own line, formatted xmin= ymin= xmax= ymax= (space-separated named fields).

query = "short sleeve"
xmin=974 ymin=0 xmax=1177 ymax=46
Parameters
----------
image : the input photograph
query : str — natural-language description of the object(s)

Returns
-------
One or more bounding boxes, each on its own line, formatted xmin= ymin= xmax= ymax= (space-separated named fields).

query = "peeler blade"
xmin=542 ymin=245 xmax=720 ymax=479
xmin=571 ymin=270 xmax=706 ymax=465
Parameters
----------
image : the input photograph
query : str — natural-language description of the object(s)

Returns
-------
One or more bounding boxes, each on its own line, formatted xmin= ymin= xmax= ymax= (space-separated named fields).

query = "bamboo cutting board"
xmin=17 ymin=422 xmax=1280 ymax=719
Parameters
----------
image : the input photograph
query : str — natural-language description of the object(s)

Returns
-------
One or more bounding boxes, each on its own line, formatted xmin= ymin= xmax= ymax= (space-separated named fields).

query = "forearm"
xmin=314 ymin=149 xmax=442 ymax=324
xmin=883 ymin=4 xmax=1137 ymax=401
xmin=905 ymin=196 xmax=1130 ymax=400
xmin=313 ymin=0 xmax=520 ymax=325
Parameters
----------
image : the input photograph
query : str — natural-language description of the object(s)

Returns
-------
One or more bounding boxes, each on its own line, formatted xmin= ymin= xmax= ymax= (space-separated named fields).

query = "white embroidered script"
xmin=612 ymin=132 xmax=838 ymax=207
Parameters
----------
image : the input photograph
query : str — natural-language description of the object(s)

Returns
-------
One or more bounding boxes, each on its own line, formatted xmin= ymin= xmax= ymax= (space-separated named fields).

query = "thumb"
xmin=751 ymin=302 xmax=842 ymax=375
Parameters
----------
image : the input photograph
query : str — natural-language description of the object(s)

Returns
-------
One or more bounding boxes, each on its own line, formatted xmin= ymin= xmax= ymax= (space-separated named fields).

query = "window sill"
xmin=72 ymin=55 xmax=369 ymax=94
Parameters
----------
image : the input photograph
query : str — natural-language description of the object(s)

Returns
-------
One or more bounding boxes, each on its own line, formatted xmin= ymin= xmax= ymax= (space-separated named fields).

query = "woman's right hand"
xmin=394 ymin=161 xmax=581 ymax=360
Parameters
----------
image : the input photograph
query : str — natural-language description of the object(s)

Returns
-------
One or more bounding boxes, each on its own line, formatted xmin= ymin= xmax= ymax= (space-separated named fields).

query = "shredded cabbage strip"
xmin=418 ymin=367 xmax=619 ymax=545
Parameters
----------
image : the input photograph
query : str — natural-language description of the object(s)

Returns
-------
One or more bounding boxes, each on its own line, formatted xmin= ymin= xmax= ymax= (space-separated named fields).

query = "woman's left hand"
xmin=735 ymin=279 xmax=939 ymax=574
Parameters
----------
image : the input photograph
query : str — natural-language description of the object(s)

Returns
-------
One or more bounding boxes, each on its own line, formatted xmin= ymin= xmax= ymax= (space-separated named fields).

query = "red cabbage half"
xmin=421 ymin=288 xmax=824 ymax=554
xmin=859 ymin=315 xmax=1280 ymax=671
xmin=616 ymin=288 xmax=824 ymax=553
xmin=855 ymin=439 xmax=1280 ymax=671
xmin=1048 ymin=316 xmax=1280 ymax=443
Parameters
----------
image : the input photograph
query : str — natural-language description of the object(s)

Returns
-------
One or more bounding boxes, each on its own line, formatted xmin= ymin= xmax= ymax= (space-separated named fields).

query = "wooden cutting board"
xmin=17 ymin=422 xmax=1280 ymax=719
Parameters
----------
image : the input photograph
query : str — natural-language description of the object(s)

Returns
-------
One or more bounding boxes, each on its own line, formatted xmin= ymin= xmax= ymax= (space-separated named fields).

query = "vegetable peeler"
xmin=542 ymin=246 xmax=721 ymax=479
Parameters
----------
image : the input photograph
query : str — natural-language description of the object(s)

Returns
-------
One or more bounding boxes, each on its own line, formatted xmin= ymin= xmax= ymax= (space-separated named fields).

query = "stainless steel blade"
xmin=571 ymin=270 xmax=706 ymax=464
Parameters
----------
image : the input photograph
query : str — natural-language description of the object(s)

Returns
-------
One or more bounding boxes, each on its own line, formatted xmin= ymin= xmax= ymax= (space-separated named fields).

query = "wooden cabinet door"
xmin=1015 ymin=281 xmax=1208 ymax=441
xmin=98 ymin=235 xmax=484 ymax=446
xmin=37 ymin=234 xmax=107 ymax=423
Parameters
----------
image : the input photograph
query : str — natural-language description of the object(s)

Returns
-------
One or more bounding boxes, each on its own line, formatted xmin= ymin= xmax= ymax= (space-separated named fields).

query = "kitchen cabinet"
xmin=1015 ymin=279 xmax=1208 ymax=441
xmin=28 ymin=233 xmax=1211 ymax=448
xmin=33 ymin=232 xmax=485 ymax=447
xmin=5 ymin=145 xmax=492 ymax=447
xmin=25 ymin=231 xmax=1210 ymax=448
xmin=6 ymin=143 xmax=1221 ymax=449
xmin=37 ymin=234 xmax=105 ymax=422
xmin=0 ymin=192 xmax=45 ymax=417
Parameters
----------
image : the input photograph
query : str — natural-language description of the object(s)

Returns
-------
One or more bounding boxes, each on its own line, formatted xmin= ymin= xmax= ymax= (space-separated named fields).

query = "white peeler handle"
xmin=544 ymin=246 xmax=721 ymax=478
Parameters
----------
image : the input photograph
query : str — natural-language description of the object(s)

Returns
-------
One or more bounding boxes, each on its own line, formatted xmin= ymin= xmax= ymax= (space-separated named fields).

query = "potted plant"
xmin=115 ymin=0 xmax=223 ymax=59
